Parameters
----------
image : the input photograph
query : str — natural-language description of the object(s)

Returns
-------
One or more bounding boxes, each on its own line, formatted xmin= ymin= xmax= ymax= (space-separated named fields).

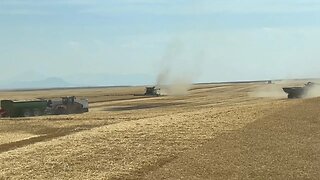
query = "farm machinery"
xmin=144 ymin=86 xmax=161 ymax=96
xmin=0 ymin=100 xmax=48 ymax=117
xmin=0 ymin=96 xmax=88 ymax=118
xmin=48 ymin=96 xmax=88 ymax=115
xmin=282 ymin=82 xmax=315 ymax=99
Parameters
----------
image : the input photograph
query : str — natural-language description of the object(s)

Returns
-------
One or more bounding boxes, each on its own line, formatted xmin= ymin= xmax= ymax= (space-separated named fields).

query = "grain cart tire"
xmin=23 ymin=110 xmax=32 ymax=117
xmin=33 ymin=109 xmax=42 ymax=116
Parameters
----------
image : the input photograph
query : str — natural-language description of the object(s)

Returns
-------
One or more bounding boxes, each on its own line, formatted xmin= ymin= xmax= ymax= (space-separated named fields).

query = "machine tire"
xmin=0 ymin=109 xmax=6 ymax=117
xmin=56 ymin=107 xmax=67 ymax=115
xmin=23 ymin=109 xmax=32 ymax=117
xmin=33 ymin=109 xmax=42 ymax=116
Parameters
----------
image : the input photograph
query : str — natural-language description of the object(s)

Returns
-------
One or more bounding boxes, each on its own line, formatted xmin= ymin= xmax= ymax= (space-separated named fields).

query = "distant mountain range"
xmin=0 ymin=73 xmax=155 ymax=90
xmin=0 ymin=77 xmax=74 ymax=90
xmin=65 ymin=73 xmax=154 ymax=87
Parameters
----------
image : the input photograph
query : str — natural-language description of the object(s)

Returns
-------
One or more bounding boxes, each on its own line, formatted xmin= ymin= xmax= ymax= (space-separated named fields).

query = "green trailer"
xmin=0 ymin=100 xmax=48 ymax=117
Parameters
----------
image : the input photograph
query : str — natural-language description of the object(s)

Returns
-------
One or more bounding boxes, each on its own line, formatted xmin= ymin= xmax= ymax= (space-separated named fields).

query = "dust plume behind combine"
xmin=249 ymin=80 xmax=299 ymax=99
xmin=155 ymin=40 xmax=202 ymax=96
xmin=249 ymin=83 xmax=286 ymax=99
xmin=304 ymin=82 xmax=320 ymax=98
xmin=249 ymin=80 xmax=320 ymax=99
xmin=156 ymin=70 xmax=193 ymax=96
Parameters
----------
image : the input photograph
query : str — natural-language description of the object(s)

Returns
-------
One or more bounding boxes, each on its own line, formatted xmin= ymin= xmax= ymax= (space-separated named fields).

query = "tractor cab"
xmin=62 ymin=96 xmax=76 ymax=105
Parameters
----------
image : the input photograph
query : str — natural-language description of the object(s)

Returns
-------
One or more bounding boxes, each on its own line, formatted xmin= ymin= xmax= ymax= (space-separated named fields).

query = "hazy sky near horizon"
xmin=1 ymin=0 xmax=320 ymax=85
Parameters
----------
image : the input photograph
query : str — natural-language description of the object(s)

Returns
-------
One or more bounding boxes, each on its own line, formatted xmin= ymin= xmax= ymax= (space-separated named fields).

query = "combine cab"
xmin=283 ymin=82 xmax=314 ymax=99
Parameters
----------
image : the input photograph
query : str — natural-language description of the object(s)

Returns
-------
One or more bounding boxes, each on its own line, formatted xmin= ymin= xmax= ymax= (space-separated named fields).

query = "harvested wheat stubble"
xmin=0 ymin=82 xmax=316 ymax=179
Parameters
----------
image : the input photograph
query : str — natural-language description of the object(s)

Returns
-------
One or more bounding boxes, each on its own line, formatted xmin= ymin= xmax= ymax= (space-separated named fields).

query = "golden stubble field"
xmin=0 ymin=81 xmax=319 ymax=179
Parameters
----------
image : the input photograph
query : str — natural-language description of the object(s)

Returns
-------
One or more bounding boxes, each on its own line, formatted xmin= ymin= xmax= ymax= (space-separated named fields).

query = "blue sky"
xmin=1 ymin=0 xmax=320 ymax=86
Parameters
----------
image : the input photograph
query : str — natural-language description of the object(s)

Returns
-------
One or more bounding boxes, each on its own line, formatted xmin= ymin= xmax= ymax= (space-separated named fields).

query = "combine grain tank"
xmin=0 ymin=100 xmax=48 ymax=117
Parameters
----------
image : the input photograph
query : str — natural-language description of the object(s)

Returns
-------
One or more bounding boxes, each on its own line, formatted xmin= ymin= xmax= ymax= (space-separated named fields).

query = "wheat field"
xmin=0 ymin=82 xmax=319 ymax=179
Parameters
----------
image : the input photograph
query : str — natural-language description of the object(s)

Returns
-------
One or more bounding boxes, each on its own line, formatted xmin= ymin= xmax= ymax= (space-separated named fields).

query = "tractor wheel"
xmin=56 ymin=107 xmax=67 ymax=115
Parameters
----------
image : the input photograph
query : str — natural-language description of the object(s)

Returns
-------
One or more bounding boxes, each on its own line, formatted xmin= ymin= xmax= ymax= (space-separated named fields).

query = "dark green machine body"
xmin=282 ymin=82 xmax=315 ymax=99
xmin=145 ymin=86 xmax=161 ymax=96
xmin=0 ymin=100 xmax=48 ymax=117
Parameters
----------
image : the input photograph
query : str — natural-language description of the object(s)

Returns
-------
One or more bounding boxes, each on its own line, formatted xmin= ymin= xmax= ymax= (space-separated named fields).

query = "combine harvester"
xmin=144 ymin=86 xmax=162 ymax=96
xmin=282 ymin=82 xmax=315 ymax=99
xmin=0 ymin=96 xmax=88 ymax=118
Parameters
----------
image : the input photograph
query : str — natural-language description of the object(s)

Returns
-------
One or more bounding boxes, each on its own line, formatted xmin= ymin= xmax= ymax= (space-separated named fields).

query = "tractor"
xmin=47 ymin=96 xmax=89 ymax=115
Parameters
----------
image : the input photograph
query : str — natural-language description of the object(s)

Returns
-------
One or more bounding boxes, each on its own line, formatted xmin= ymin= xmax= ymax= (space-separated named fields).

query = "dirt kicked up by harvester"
xmin=0 ymin=96 xmax=88 ymax=118
xmin=282 ymin=82 xmax=315 ymax=99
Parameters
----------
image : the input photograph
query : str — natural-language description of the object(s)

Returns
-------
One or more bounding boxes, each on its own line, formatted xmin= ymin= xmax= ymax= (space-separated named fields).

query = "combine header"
xmin=282 ymin=82 xmax=315 ymax=99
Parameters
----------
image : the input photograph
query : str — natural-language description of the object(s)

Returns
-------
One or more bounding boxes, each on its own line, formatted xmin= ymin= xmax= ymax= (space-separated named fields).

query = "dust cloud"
xmin=249 ymin=80 xmax=320 ymax=99
xmin=304 ymin=83 xmax=320 ymax=98
xmin=249 ymin=80 xmax=301 ymax=99
xmin=155 ymin=39 xmax=202 ymax=96
xmin=249 ymin=83 xmax=286 ymax=99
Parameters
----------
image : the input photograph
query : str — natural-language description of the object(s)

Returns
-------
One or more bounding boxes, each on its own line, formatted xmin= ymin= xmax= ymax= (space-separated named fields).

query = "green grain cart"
xmin=0 ymin=100 xmax=48 ymax=117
